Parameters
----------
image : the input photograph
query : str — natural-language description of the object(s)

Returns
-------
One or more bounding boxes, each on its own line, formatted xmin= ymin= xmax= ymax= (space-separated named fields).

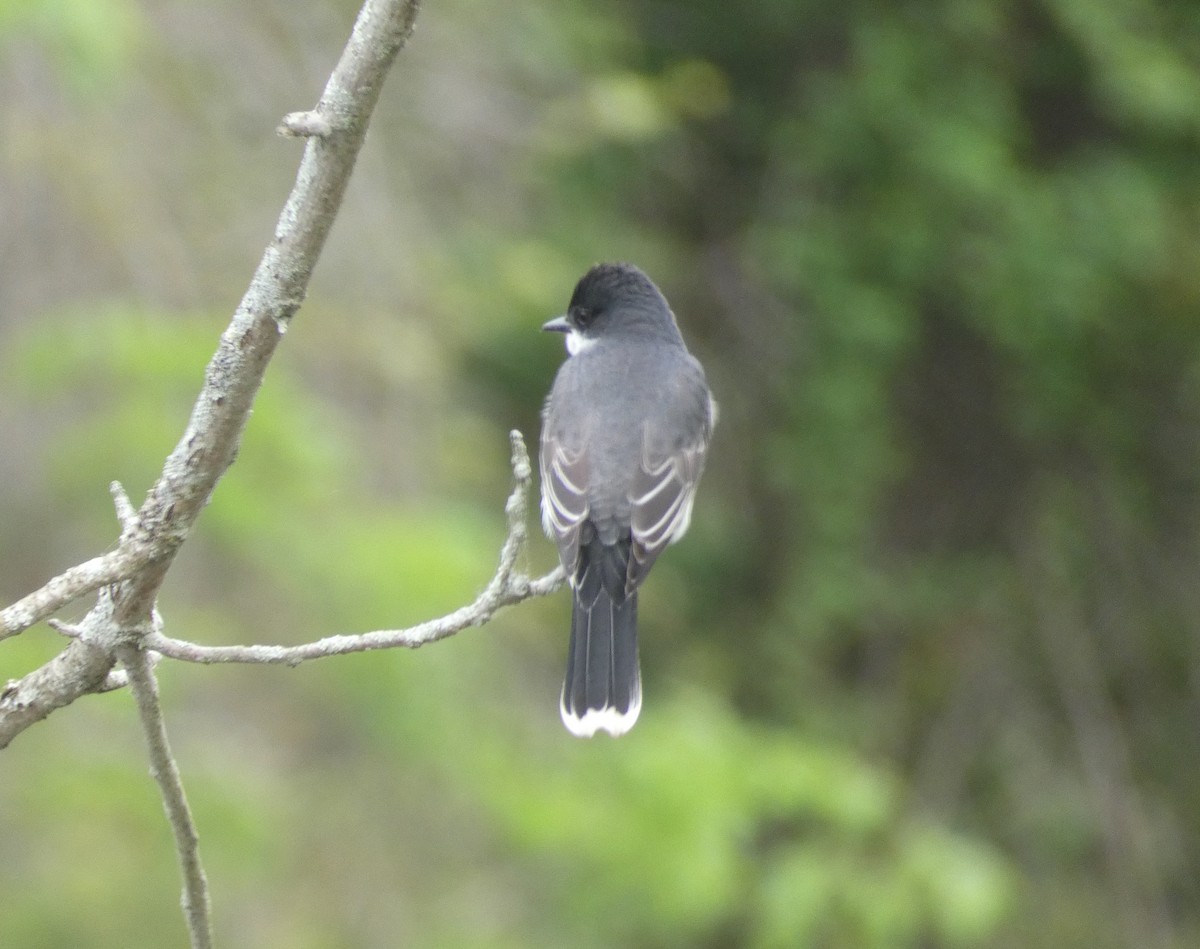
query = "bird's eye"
xmin=572 ymin=306 xmax=594 ymax=329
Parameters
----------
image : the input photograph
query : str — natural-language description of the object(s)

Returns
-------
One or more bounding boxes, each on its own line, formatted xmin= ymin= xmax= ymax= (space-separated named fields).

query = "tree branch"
xmin=0 ymin=545 xmax=153 ymax=642
xmin=146 ymin=431 xmax=564 ymax=666
xmin=0 ymin=638 xmax=118 ymax=748
xmin=0 ymin=482 xmax=148 ymax=642
xmin=0 ymin=0 xmax=423 ymax=747
xmin=118 ymin=640 xmax=213 ymax=949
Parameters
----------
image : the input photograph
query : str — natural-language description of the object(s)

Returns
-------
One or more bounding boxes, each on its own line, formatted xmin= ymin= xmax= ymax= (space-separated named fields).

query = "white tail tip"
xmin=559 ymin=693 xmax=642 ymax=738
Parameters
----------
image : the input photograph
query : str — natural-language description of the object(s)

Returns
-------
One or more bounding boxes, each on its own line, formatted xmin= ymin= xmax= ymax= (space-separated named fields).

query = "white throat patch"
xmin=566 ymin=330 xmax=597 ymax=356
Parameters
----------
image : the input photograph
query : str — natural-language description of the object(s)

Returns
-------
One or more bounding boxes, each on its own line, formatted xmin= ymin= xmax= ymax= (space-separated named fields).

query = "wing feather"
xmin=540 ymin=430 xmax=589 ymax=581
xmin=627 ymin=412 xmax=711 ymax=591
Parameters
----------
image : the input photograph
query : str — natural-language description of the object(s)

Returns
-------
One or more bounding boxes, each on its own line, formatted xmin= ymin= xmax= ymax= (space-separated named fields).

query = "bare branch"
xmin=0 ymin=544 xmax=153 ymax=642
xmin=118 ymin=643 xmax=212 ymax=949
xmin=0 ymin=639 xmax=116 ymax=749
xmin=149 ymin=568 xmax=564 ymax=666
xmin=146 ymin=431 xmax=566 ymax=666
xmin=56 ymin=635 xmax=161 ymax=693
xmin=0 ymin=486 xmax=148 ymax=644
xmin=0 ymin=0 xmax=423 ymax=745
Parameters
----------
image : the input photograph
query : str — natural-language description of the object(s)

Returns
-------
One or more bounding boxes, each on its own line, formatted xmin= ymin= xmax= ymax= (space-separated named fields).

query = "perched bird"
xmin=540 ymin=263 xmax=715 ymax=737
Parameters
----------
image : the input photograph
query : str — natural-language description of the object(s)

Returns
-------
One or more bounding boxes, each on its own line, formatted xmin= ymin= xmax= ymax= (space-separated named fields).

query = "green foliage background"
xmin=1 ymin=0 xmax=1198 ymax=946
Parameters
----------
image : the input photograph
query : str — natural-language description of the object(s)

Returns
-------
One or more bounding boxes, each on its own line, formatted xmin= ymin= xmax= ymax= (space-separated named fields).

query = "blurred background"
xmin=1 ymin=0 xmax=1199 ymax=946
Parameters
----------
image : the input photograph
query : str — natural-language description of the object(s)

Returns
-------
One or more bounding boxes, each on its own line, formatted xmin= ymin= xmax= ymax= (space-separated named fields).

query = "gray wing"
xmin=540 ymin=423 xmax=590 ymax=582
xmin=627 ymin=383 xmax=715 ymax=591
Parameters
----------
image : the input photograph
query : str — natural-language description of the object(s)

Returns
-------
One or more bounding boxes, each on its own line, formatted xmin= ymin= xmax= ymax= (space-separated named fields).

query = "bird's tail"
xmin=559 ymin=542 xmax=641 ymax=737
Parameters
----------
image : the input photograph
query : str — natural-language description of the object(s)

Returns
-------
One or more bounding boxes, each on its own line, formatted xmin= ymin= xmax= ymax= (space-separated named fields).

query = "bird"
xmin=539 ymin=263 xmax=715 ymax=737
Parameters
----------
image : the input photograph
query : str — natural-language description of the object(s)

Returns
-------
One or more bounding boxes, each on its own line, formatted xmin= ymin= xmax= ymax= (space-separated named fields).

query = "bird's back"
xmin=546 ymin=338 xmax=708 ymax=542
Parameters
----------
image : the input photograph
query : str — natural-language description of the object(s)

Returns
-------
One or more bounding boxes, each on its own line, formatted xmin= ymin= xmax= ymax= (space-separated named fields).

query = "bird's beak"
xmin=542 ymin=315 xmax=571 ymax=334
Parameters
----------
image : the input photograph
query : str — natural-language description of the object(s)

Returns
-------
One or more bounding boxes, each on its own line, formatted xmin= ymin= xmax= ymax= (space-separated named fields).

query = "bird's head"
xmin=543 ymin=263 xmax=682 ymax=354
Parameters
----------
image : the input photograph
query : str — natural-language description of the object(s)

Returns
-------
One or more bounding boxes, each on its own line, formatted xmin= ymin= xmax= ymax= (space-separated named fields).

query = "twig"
xmin=0 ymin=479 xmax=158 ymax=645
xmin=149 ymin=569 xmax=564 ymax=665
xmin=146 ymin=432 xmax=565 ymax=666
xmin=111 ymin=480 xmax=138 ymax=535
xmin=0 ymin=545 xmax=152 ymax=642
xmin=46 ymin=619 xmax=84 ymax=638
xmin=118 ymin=641 xmax=212 ymax=949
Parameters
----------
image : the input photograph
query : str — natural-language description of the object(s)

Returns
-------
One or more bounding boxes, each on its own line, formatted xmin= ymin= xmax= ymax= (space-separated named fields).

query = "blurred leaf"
xmin=1 ymin=0 xmax=144 ymax=93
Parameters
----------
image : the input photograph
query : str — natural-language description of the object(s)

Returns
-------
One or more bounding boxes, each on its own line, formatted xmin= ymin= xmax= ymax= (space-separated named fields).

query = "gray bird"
xmin=540 ymin=263 xmax=715 ymax=737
